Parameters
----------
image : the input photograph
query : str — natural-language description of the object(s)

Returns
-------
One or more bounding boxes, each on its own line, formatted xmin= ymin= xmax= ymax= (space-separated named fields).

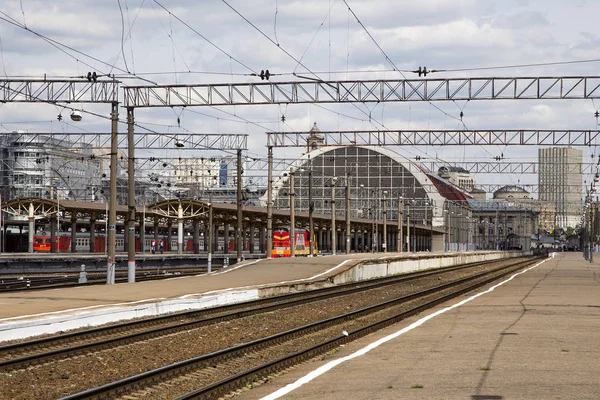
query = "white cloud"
xmin=1 ymin=0 xmax=600 ymax=190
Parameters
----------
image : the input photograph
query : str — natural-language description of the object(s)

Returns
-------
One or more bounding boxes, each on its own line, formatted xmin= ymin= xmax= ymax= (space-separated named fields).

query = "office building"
xmin=538 ymin=147 xmax=582 ymax=228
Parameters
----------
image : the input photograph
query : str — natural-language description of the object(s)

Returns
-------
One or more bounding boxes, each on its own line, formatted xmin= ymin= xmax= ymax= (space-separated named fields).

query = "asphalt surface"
xmin=242 ymin=252 xmax=600 ymax=400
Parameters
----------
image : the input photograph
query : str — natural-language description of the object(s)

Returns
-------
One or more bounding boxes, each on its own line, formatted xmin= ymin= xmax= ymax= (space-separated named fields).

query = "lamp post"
xmin=406 ymin=200 xmax=411 ymax=253
xmin=331 ymin=177 xmax=337 ymax=255
xmin=382 ymin=190 xmax=388 ymax=252
xmin=346 ymin=176 xmax=351 ymax=254
xmin=308 ymin=162 xmax=314 ymax=257
xmin=266 ymin=146 xmax=273 ymax=259
xmin=0 ymin=192 xmax=2 ymax=254
xmin=398 ymin=196 xmax=403 ymax=253
xmin=360 ymin=183 xmax=365 ymax=252
xmin=444 ymin=207 xmax=449 ymax=252
xmin=54 ymin=184 xmax=60 ymax=253
xmin=428 ymin=200 xmax=433 ymax=251
xmin=289 ymin=168 xmax=295 ymax=258
xmin=371 ymin=190 xmax=377 ymax=252
xmin=236 ymin=149 xmax=243 ymax=263
xmin=208 ymin=193 xmax=213 ymax=272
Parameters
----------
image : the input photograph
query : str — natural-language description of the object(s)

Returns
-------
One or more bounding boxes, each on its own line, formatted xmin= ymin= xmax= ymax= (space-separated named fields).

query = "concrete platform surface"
xmin=242 ymin=252 xmax=600 ymax=400
xmin=0 ymin=252 xmax=448 ymax=319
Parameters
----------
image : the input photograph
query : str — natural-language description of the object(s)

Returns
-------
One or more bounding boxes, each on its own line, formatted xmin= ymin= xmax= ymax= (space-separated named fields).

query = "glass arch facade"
xmin=272 ymin=146 xmax=444 ymax=225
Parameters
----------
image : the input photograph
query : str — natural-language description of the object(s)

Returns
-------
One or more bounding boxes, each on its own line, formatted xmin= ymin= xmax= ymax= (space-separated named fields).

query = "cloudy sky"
xmin=1 ymin=0 xmax=600 ymax=197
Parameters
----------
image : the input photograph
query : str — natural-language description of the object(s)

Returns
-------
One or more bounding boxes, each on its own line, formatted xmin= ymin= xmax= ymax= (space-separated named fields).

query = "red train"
xmin=271 ymin=227 xmax=317 ymax=257
xmin=32 ymin=228 xmax=314 ymax=255
xmin=32 ymin=232 xmax=238 ymax=253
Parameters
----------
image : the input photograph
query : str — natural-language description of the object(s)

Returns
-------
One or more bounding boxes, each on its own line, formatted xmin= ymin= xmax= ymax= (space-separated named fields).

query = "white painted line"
xmin=260 ymin=254 xmax=553 ymax=400
xmin=180 ymin=258 xmax=357 ymax=299
xmin=166 ymin=258 xmax=265 ymax=281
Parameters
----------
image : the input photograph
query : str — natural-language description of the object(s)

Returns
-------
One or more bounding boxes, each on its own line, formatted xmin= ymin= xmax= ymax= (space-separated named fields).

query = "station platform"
xmin=0 ymin=250 xmax=522 ymax=341
xmin=244 ymin=252 xmax=600 ymax=400
xmin=0 ymin=251 xmax=262 ymax=274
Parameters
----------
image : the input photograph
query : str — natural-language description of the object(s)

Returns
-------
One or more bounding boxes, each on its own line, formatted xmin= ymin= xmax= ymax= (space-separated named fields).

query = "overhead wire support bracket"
xmin=123 ymin=76 xmax=600 ymax=107
xmin=265 ymin=129 xmax=600 ymax=147
xmin=0 ymin=78 xmax=120 ymax=103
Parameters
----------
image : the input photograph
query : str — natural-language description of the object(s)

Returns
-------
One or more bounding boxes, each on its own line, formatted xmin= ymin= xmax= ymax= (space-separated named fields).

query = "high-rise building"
xmin=538 ymin=147 xmax=583 ymax=228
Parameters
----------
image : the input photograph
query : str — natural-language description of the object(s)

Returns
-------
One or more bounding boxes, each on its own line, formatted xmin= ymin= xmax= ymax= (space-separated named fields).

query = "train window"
xmin=35 ymin=238 xmax=43 ymax=244
xmin=45 ymin=239 xmax=51 ymax=244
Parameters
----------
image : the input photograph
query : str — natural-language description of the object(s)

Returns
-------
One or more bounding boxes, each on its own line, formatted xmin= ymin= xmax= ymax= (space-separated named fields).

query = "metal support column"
xmin=267 ymin=146 xmax=273 ymax=258
xmin=193 ymin=219 xmax=200 ymax=254
xmin=331 ymin=178 xmax=337 ymax=255
xmin=107 ymin=101 xmax=118 ymax=285
xmin=236 ymin=149 xmax=243 ymax=263
xmin=167 ymin=219 xmax=173 ymax=252
xmin=258 ymin=224 xmax=265 ymax=253
xmin=398 ymin=198 xmax=403 ymax=252
xmin=407 ymin=208 xmax=411 ymax=253
xmin=249 ymin=224 xmax=255 ymax=253
xmin=290 ymin=168 xmax=295 ymax=257
xmin=71 ymin=213 xmax=77 ymax=253
xmin=126 ymin=107 xmax=136 ymax=283
xmin=223 ymin=221 xmax=230 ymax=253
xmin=50 ymin=216 xmax=57 ymax=253
xmin=139 ymin=214 xmax=145 ymax=253
xmin=89 ymin=213 xmax=96 ymax=253
xmin=308 ymin=166 xmax=314 ymax=257
xmin=28 ymin=202 xmax=34 ymax=253
xmin=208 ymin=197 xmax=213 ymax=272
xmin=153 ymin=217 xmax=159 ymax=245
xmin=346 ymin=177 xmax=351 ymax=254
xmin=177 ymin=202 xmax=184 ymax=255
xmin=382 ymin=195 xmax=387 ymax=252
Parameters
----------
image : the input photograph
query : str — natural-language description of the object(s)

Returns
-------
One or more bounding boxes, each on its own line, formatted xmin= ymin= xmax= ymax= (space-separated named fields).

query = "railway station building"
xmin=267 ymin=142 xmax=473 ymax=253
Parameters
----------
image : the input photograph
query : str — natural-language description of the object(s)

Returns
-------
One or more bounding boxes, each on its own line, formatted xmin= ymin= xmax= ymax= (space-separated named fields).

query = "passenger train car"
xmin=32 ymin=232 xmax=240 ymax=253
xmin=32 ymin=227 xmax=314 ymax=255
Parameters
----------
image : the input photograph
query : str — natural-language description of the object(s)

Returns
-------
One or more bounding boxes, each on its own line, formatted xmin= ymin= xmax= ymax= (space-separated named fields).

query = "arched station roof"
xmin=270 ymin=146 xmax=447 ymax=220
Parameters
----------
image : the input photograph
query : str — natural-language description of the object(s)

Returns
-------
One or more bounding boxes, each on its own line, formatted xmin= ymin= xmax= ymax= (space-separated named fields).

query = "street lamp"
xmin=382 ymin=190 xmax=388 ymax=252
xmin=398 ymin=196 xmax=403 ymax=253
xmin=444 ymin=208 xmax=449 ymax=252
xmin=428 ymin=199 xmax=433 ymax=251
xmin=408 ymin=199 xmax=416 ymax=252
xmin=305 ymin=162 xmax=314 ymax=257
xmin=289 ymin=168 xmax=295 ymax=258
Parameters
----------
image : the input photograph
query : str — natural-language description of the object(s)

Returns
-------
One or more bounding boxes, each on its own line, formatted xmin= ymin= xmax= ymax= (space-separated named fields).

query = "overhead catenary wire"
xmin=152 ymin=0 xmax=257 ymax=75
xmin=115 ymin=0 xmax=130 ymax=74
xmin=341 ymin=0 xmax=461 ymax=125
xmin=220 ymin=0 xmax=388 ymax=131
xmin=0 ymin=10 xmax=157 ymax=84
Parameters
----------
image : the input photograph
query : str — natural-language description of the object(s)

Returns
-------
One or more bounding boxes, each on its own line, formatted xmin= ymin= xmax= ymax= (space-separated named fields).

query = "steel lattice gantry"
xmin=123 ymin=76 xmax=600 ymax=107
xmin=0 ymin=78 xmax=122 ymax=285
xmin=165 ymin=157 xmax=593 ymax=176
xmin=423 ymin=161 xmax=593 ymax=175
xmin=4 ymin=132 xmax=248 ymax=150
xmin=0 ymin=79 xmax=119 ymax=103
xmin=266 ymin=130 xmax=600 ymax=147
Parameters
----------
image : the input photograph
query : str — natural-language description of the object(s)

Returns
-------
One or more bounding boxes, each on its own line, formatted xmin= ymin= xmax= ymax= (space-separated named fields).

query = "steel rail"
xmin=0 ymin=257 xmax=527 ymax=371
xmin=59 ymin=256 xmax=543 ymax=400
xmin=175 ymin=257 xmax=542 ymax=400
xmin=0 ymin=268 xmax=222 ymax=292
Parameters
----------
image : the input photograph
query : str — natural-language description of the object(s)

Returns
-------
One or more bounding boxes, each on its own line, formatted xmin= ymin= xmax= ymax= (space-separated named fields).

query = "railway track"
xmin=0 ymin=256 xmax=542 ymax=400
xmin=0 ymin=267 xmax=223 ymax=292
xmin=56 ymin=256 xmax=542 ymax=400
xmin=0 ymin=257 xmax=531 ymax=372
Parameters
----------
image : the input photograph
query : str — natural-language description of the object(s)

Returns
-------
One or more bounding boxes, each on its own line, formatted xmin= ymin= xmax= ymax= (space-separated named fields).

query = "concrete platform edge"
xmin=0 ymin=251 xmax=530 ymax=342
